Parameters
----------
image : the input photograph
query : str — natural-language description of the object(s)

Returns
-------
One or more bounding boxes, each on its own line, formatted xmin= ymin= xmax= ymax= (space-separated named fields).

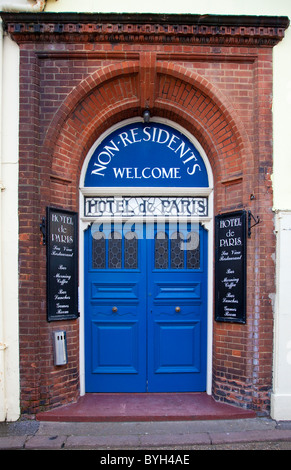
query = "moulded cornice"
xmin=1 ymin=12 xmax=289 ymax=47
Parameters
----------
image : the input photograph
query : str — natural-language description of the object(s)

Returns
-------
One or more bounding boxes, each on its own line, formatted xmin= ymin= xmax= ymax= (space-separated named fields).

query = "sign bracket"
xmin=40 ymin=217 xmax=46 ymax=245
xmin=248 ymin=210 xmax=260 ymax=238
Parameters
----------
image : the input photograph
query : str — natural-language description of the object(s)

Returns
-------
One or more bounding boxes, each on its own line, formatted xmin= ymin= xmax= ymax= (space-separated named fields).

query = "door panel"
xmin=147 ymin=223 xmax=207 ymax=391
xmin=85 ymin=222 xmax=207 ymax=392
xmin=91 ymin=320 xmax=139 ymax=373
xmin=85 ymin=224 xmax=147 ymax=392
xmin=153 ymin=320 xmax=201 ymax=372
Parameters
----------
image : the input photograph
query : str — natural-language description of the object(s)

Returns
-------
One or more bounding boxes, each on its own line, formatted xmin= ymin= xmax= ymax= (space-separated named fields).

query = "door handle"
xmin=112 ymin=306 xmax=118 ymax=313
xmin=175 ymin=306 xmax=181 ymax=313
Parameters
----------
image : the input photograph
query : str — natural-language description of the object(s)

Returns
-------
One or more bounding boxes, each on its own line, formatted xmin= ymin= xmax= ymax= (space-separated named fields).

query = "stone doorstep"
xmin=24 ymin=434 xmax=67 ymax=449
xmin=2 ymin=427 xmax=291 ymax=449
xmin=64 ymin=432 xmax=211 ymax=449
xmin=63 ymin=429 xmax=291 ymax=449
xmin=0 ymin=436 xmax=27 ymax=450
xmin=210 ymin=428 xmax=291 ymax=445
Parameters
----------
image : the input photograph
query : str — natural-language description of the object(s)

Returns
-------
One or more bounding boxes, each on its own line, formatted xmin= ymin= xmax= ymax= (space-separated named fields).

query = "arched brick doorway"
xmin=45 ymin=57 xmax=259 ymax=407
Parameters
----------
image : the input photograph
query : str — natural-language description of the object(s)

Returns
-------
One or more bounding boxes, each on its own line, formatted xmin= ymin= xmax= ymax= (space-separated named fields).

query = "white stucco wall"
xmin=0 ymin=29 xmax=20 ymax=421
xmin=272 ymin=212 xmax=291 ymax=420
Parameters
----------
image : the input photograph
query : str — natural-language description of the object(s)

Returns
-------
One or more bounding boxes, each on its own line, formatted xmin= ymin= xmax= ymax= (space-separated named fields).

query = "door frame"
xmin=78 ymin=117 xmax=214 ymax=396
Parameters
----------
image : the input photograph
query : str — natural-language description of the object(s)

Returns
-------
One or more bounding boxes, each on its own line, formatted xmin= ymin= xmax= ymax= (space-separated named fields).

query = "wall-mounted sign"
xmin=84 ymin=196 xmax=208 ymax=218
xmin=84 ymin=122 xmax=209 ymax=188
xmin=215 ymin=210 xmax=247 ymax=324
xmin=46 ymin=207 xmax=78 ymax=322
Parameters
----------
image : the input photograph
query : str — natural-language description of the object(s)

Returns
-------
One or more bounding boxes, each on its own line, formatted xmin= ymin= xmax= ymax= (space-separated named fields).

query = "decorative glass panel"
xmin=155 ymin=232 xmax=168 ymax=269
xmin=171 ymin=231 xmax=184 ymax=269
xmin=92 ymin=231 xmax=105 ymax=269
xmin=124 ymin=231 xmax=138 ymax=269
xmin=186 ymin=232 xmax=200 ymax=269
xmin=108 ymin=231 xmax=122 ymax=269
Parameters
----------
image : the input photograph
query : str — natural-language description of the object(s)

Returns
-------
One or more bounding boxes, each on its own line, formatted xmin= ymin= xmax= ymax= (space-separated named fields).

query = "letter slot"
xmin=53 ymin=331 xmax=68 ymax=366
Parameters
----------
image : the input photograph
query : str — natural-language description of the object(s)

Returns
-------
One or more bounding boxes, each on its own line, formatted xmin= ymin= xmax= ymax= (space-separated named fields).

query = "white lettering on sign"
xmin=219 ymin=217 xmax=242 ymax=248
xmin=50 ymin=213 xmax=74 ymax=244
xmin=112 ymin=167 xmax=181 ymax=179
xmin=91 ymin=126 xmax=202 ymax=179
xmin=84 ymin=196 xmax=208 ymax=218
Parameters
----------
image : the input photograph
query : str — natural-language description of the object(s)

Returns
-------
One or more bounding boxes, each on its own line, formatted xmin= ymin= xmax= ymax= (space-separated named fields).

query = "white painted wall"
xmin=0 ymin=29 xmax=20 ymax=421
xmin=272 ymin=212 xmax=291 ymax=420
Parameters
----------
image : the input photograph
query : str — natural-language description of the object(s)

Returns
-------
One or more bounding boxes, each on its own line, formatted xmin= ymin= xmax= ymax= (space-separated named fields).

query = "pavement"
xmin=1 ymin=417 xmax=291 ymax=450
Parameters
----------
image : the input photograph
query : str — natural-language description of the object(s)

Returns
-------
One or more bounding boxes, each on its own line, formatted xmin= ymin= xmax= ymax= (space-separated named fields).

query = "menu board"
xmin=215 ymin=210 xmax=247 ymax=324
xmin=46 ymin=207 xmax=78 ymax=322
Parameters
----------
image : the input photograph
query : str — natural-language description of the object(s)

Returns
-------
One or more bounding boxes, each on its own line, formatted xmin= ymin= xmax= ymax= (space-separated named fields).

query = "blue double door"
xmin=85 ymin=222 xmax=208 ymax=392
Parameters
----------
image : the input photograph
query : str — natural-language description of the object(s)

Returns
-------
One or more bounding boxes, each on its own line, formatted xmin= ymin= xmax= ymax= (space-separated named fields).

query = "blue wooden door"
xmin=85 ymin=222 xmax=207 ymax=392
xmin=84 ymin=223 xmax=147 ymax=392
xmin=147 ymin=223 xmax=207 ymax=391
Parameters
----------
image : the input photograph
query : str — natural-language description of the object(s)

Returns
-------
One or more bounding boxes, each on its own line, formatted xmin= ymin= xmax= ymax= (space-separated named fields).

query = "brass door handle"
xmin=175 ymin=306 xmax=181 ymax=313
xmin=112 ymin=306 xmax=118 ymax=313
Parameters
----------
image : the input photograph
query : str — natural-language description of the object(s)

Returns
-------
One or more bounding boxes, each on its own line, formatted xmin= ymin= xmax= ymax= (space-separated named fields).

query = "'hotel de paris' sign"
xmin=83 ymin=122 xmax=209 ymax=220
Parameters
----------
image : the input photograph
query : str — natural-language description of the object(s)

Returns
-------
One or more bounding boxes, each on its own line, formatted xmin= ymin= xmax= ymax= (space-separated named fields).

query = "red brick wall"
xmin=11 ymin=14 xmax=282 ymax=415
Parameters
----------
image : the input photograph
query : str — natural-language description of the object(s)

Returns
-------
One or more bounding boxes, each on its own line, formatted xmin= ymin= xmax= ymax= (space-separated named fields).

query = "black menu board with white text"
xmin=215 ymin=210 xmax=247 ymax=324
xmin=46 ymin=207 xmax=78 ymax=322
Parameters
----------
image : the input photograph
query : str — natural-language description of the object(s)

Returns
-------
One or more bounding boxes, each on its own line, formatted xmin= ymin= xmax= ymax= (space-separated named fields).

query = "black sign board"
xmin=46 ymin=207 xmax=78 ymax=321
xmin=215 ymin=210 xmax=247 ymax=324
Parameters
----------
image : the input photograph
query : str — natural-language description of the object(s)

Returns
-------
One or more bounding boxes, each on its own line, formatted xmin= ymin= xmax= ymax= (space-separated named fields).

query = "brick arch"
xmin=46 ymin=58 xmax=254 ymax=213
xmin=154 ymin=62 xmax=254 ymax=188
xmin=44 ymin=61 xmax=140 ymax=188
xmin=36 ymin=53 xmax=263 ymax=414
xmin=44 ymin=60 xmax=140 ymax=154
